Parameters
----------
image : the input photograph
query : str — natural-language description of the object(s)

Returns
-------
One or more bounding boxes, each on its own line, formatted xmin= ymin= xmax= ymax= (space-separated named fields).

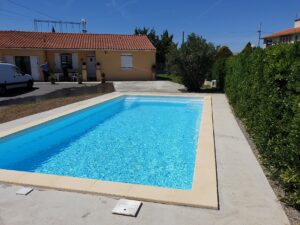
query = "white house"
xmin=263 ymin=19 xmax=300 ymax=47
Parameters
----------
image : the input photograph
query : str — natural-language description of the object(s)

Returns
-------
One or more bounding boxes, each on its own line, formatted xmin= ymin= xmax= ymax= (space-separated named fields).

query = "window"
xmin=61 ymin=53 xmax=73 ymax=69
xmin=265 ymin=39 xmax=273 ymax=47
xmin=15 ymin=56 xmax=31 ymax=74
xmin=14 ymin=66 xmax=23 ymax=76
xmin=121 ymin=54 xmax=133 ymax=69
xmin=280 ymin=35 xmax=292 ymax=44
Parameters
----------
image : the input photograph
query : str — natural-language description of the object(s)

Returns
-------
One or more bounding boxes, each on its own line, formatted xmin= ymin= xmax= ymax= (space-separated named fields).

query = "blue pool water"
xmin=0 ymin=96 xmax=203 ymax=190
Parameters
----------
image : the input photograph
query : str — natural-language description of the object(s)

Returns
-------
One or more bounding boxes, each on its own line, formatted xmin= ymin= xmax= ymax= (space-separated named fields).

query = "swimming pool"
xmin=0 ymin=93 xmax=217 ymax=208
xmin=0 ymin=96 xmax=203 ymax=190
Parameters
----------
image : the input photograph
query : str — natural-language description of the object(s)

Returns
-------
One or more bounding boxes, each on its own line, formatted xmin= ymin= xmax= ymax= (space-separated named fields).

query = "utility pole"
xmin=257 ymin=23 xmax=262 ymax=47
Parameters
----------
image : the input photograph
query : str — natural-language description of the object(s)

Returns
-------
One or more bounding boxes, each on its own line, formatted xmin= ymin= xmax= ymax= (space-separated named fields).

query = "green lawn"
xmin=156 ymin=73 xmax=182 ymax=84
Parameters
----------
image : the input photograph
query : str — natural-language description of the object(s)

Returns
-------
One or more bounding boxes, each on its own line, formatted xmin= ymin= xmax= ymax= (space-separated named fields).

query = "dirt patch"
xmin=0 ymin=84 xmax=114 ymax=124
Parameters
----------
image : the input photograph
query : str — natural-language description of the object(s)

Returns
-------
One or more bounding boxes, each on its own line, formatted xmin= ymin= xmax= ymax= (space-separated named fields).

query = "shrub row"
xmin=225 ymin=43 xmax=300 ymax=208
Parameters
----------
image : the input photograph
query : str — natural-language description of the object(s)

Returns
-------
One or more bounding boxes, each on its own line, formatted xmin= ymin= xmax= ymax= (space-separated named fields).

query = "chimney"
xmin=294 ymin=19 xmax=300 ymax=28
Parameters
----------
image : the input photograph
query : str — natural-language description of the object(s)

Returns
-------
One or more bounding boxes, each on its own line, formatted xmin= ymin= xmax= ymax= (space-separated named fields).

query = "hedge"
xmin=225 ymin=43 xmax=300 ymax=208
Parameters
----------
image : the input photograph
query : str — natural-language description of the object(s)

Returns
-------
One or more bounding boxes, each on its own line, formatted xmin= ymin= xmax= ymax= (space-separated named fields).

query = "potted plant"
xmin=77 ymin=73 xmax=83 ymax=84
xmin=101 ymin=72 xmax=106 ymax=84
xmin=49 ymin=74 xmax=56 ymax=84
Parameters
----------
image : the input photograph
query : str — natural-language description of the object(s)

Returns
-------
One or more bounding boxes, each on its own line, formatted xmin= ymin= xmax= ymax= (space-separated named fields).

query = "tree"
xmin=134 ymin=27 xmax=149 ymax=35
xmin=134 ymin=27 xmax=159 ymax=47
xmin=212 ymin=46 xmax=233 ymax=91
xmin=241 ymin=42 xmax=253 ymax=54
xmin=156 ymin=30 xmax=175 ymax=72
xmin=166 ymin=43 xmax=179 ymax=75
xmin=216 ymin=46 xmax=233 ymax=59
xmin=170 ymin=33 xmax=216 ymax=91
xmin=134 ymin=27 xmax=176 ymax=73
xmin=51 ymin=26 xmax=56 ymax=33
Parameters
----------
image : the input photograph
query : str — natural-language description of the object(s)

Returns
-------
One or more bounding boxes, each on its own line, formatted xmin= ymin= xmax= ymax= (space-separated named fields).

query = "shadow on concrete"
xmin=1 ymin=87 xmax=39 ymax=97
xmin=177 ymin=88 xmax=224 ymax=94
xmin=155 ymin=76 xmax=170 ymax=81
xmin=197 ymin=88 xmax=224 ymax=93
xmin=0 ymin=83 xmax=115 ymax=107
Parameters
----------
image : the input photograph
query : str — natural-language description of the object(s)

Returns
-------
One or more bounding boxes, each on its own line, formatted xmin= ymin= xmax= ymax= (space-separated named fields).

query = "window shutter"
xmin=121 ymin=55 xmax=133 ymax=68
xmin=72 ymin=53 xmax=78 ymax=70
xmin=54 ymin=53 xmax=61 ymax=70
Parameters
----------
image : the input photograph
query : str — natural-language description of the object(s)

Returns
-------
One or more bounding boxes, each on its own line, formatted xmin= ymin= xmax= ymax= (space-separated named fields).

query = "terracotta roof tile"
xmin=0 ymin=31 xmax=156 ymax=51
xmin=263 ymin=27 xmax=300 ymax=39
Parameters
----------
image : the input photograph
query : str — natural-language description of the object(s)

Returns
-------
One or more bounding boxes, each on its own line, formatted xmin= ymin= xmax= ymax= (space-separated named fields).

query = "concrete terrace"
xmin=0 ymin=81 xmax=290 ymax=225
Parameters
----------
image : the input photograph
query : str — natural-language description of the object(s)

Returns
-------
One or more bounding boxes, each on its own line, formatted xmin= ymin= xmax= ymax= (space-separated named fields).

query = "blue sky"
xmin=0 ymin=0 xmax=299 ymax=52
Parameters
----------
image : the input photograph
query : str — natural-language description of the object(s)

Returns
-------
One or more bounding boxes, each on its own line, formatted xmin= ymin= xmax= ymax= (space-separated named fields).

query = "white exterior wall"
xmin=264 ymin=33 xmax=300 ymax=48
xmin=294 ymin=20 xmax=300 ymax=28
xmin=264 ymin=20 xmax=300 ymax=48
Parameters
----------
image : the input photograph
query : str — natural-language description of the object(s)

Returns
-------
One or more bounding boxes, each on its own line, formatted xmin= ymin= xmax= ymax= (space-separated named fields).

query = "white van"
xmin=0 ymin=63 xmax=34 ymax=95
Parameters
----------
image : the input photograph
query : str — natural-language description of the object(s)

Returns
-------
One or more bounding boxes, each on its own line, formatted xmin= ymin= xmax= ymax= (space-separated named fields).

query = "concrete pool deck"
xmin=0 ymin=90 xmax=290 ymax=224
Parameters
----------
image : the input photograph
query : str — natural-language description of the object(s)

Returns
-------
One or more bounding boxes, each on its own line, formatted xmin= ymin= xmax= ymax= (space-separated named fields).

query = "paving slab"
xmin=113 ymin=81 xmax=185 ymax=93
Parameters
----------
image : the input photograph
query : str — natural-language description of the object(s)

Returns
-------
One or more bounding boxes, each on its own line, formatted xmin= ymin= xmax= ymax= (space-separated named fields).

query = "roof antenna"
xmin=34 ymin=19 xmax=87 ymax=33
xmin=257 ymin=22 xmax=262 ymax=47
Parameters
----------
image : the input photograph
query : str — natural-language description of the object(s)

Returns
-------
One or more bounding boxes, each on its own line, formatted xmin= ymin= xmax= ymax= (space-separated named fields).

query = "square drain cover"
xmin=16 ymin=187 xmax=33 ymax=195
xmin=112 ymin=199 xmax=142 ymax=217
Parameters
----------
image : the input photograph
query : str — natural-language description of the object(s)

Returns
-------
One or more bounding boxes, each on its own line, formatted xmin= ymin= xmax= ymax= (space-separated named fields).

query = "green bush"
xmin=225 ymin=43 xmax=300 ymax=208
xmin=212 ymin=58 xmax=227 ymax=90
xmin=167 ymin=33 xmax=216 ymax=91
xmin=212 ymin=46 xmax=233 ymax=91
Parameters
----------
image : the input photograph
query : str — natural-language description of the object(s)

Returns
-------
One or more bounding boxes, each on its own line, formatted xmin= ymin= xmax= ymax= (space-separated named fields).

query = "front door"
xmin=86 ymin=56 xmax=96 ymax=80
xmin=30 ymin=56 xmax=40 ymax=80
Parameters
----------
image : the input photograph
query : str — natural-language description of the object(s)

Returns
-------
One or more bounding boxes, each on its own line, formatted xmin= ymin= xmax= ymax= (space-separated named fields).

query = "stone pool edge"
xmin=0 ymin=92 xmax=218 ymax=209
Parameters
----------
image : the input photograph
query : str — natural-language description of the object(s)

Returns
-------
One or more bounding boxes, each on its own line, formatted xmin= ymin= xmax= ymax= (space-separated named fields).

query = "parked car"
xmin=0 ymin=63 xmax=34 ymax=95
